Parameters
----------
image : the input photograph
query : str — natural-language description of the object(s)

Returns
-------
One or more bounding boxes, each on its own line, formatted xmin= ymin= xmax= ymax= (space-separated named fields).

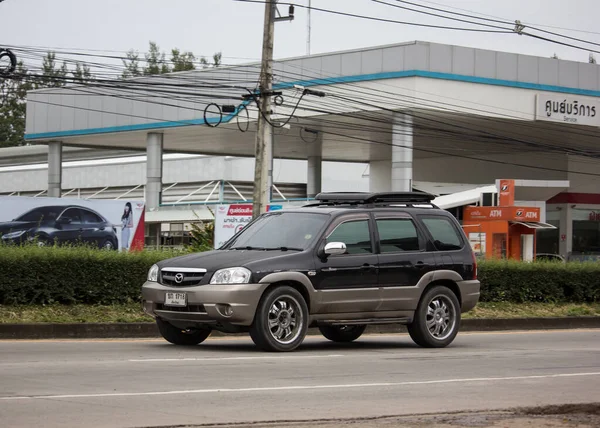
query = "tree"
xmin=39 ymin=52 xmax=68 ymax=87
xmin=121 ymin=41 xmax=222 ymax=77
xmin=121 ymin=50 xmax=142 ymax=78
xmin=144 ymin=42 xmax=170 ymax=76
xmin=187 ymin=221 xmax=215 ymax=252
xmin=171 ymin=48 xmax=196 ymax=72
xmin=72 ymin=62 xmax=92 ymax=83
xmin=0 ymin=62 xmax=35 ymax=147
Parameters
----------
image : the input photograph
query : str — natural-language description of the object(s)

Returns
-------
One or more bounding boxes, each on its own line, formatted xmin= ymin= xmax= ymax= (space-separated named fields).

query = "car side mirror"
xmin=324 ymin=242 xmax=347 ymax=256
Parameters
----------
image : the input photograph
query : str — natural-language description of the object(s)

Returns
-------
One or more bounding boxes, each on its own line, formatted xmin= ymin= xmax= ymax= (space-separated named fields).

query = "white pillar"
xmin=559 ymin=204 xmax=573 ymax=258
xmin=48 ymin=142 xmax=62 ymax=198
xmin=306 ymin=133 xmax=323 ymax=198
xmin=369 ymin=160 xmax=392 ymax=193
xmin=146 ymin=132 xmax=163 ymax=211
xmin=391 ymin=112 xmax=413 ymax=192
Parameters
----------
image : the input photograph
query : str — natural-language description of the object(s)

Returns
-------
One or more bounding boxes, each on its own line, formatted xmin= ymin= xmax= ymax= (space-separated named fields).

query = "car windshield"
xmin=223 ymin=211 xmax=329 ymax=251
xmin=14 ymin=207 xmax=62 ymax=222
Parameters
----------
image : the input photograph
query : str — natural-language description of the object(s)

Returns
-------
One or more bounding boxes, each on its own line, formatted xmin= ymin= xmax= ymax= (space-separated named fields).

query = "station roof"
xmin=24 ymin=41 xmax=600 ymax=164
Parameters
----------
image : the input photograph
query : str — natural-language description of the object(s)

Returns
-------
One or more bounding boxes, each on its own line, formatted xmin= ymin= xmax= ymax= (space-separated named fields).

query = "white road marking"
xmin=2 ymin=372 xmax=599 ymax=401
xmin=129 ymin=354 xmax=345 ymax=362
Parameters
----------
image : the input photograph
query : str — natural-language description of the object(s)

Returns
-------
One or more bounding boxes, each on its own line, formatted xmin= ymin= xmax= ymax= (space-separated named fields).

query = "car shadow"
xmin=144 ymin=335 xmax=440 ymax=353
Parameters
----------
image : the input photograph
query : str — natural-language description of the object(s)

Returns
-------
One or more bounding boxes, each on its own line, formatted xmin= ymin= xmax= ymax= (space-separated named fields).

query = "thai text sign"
xmin=535 ymin=94 xmax=599 ymax=126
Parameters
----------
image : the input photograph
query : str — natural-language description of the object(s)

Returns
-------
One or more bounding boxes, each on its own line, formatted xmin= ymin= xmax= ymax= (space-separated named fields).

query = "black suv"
xmin=142 ymin=192 xmax=480 ymax=352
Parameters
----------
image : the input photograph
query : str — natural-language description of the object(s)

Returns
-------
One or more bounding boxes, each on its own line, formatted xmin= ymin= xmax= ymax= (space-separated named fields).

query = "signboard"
xmin=214 ymin=204 xmax=283 ymax=249
xmin=535 ymin=94 xmax=599 ymax=126
xmin=0 ymin=196 xmax=145 ymax=251
xmin=463 ymin=206 xmax=541 ymax=222
xmin=468 ymin=232 xmax=486 ymax=255
xmin=498 ymin=179 xmax=515 ymax=207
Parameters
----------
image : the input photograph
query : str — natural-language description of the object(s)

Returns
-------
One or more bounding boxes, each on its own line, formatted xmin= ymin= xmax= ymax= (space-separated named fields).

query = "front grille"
xmin=156 ymin=304 xmax=206 ymax=313
xmin=160 ymin=269 xmax=206 ymax=286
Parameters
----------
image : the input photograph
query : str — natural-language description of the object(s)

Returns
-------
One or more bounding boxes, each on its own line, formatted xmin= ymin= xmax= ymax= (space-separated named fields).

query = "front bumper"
xmin=141 ymin=281 xmax=270 ymax=327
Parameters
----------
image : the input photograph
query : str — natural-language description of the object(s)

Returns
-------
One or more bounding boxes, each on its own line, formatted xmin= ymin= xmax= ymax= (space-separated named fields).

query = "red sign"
xmin=589 ymin=212 xmax=600 ymax=221
xmin=498 ymin=179 xmax=515 ymax=207
xmin=227 ymin=205 xmax=253 ymax=216
xmin=464 ymin=206 xmax=540 ymax=222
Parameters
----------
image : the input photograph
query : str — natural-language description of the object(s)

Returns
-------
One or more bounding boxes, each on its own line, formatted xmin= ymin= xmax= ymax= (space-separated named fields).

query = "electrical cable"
xmin=0 ymin=49 xmax=17 ymax=76
xmin=233 ymin=0 xmax=513 ymax=33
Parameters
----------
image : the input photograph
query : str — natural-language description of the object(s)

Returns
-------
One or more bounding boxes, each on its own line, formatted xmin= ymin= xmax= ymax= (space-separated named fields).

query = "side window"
xmin=62 ymin=208 xmax=82 ymax=224
xmin=327 ymin=219 xmax=372 ymax=254
xmin=376 ymin=219 xmax=420 ymax=252
xmin=82 ymin=210 xmax=103 ymax=223
xmin=421 ymin=216 xmax=463 ymax=251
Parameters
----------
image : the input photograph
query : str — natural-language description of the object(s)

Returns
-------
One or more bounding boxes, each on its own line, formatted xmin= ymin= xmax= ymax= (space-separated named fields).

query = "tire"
xmin=100 ymin=239 xmax=115 ymax=250
xmin=249 ymin=286 xmax=309 ymax=352
xmin=318 ymin=324 xmax=366 ymax=343
xmin=156 ymin=318 xmax=211 ymax=346
xmin=407 ymin=285 xmax=461 ymax=348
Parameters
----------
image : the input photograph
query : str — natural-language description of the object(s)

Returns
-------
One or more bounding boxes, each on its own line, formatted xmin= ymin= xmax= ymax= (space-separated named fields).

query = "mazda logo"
xmin=174 ymin=273 xmax=184 ymax=284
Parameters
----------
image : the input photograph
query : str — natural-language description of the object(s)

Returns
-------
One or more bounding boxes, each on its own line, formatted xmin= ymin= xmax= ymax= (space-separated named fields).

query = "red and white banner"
xmin=0 ymin=196 xmax=145 ymax=251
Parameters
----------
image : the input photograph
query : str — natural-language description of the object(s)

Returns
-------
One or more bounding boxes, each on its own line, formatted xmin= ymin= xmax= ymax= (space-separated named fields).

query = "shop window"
xmin=536 ymin=220 xmax=560 ymax=254
xmin=573 ymin=221 xmax=600 ymax=254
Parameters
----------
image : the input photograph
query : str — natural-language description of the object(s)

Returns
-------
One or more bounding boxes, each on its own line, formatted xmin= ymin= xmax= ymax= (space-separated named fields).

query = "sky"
xmin=1 ymin=0 xmax=599 ymax=70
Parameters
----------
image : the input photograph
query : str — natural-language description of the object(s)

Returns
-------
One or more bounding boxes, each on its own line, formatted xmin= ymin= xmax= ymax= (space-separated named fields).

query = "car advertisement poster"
xmin=213 ymin=204 xmax=282 ymax=249
xmin=0 ymin=196 xmax=145 ymax=251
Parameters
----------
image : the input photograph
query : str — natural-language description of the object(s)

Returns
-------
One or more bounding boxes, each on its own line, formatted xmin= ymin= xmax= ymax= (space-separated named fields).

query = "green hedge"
xmin=0 ymin=246 xmax=598 ymax=305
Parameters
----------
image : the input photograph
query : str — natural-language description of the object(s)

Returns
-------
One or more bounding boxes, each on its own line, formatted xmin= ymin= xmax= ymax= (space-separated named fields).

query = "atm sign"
xmin=464 ymin=206 xmax=540 ymax=222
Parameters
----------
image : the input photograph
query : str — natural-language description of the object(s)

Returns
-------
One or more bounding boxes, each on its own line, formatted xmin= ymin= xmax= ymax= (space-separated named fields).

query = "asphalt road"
xmin=0 ymin=330 xmax=599 ymax=428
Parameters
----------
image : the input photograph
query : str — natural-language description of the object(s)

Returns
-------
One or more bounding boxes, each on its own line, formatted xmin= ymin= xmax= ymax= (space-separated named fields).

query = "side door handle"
xmin=415 ymin=261 xmax=430 ymax=269
xmin=361 ymin=264 xmax=377 ymax=271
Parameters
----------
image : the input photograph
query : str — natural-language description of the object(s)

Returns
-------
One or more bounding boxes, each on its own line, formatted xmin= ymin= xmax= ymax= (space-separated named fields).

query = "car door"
xmin=312 ymin=213 xmax=380 ymax=314
xmin=374 ymin=212 xmax=437 ymax=311
xmin=54 ymin=208 xmax=84 ymax=245
xmin=80 ymin=209 xmax=106 ymax=247
xmin=417 ymin=214 xmax=467 ymax=276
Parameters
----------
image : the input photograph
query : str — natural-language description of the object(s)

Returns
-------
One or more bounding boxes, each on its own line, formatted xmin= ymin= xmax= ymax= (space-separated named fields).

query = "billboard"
xmin=214 ymin=204 xmax=282 ymax=249
xmin=0 ymin=196 xmax=145 ymax=251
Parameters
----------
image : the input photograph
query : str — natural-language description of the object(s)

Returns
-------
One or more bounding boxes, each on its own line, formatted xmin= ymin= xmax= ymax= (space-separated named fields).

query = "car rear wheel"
xmin=318 ymin=324 xmax=366 ymax=343
xmin=249 ymin=286 xmax=308 ymax=352
xmin=407 ymin=285 xmax=460 ymax=348
xmin=100 ymin=239 xmax=115 ymax=250
xmin=156 ymin=318 xmax=211 ymax=346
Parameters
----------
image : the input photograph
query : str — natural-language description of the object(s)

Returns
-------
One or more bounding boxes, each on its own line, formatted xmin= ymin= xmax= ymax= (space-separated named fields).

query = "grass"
xmin=0 ymin=302 xmax=599 ymax=324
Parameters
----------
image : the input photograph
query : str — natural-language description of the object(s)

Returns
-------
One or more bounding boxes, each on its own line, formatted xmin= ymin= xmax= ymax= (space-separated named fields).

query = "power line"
xmin=233 ymin=0 xmax=513 ymax=33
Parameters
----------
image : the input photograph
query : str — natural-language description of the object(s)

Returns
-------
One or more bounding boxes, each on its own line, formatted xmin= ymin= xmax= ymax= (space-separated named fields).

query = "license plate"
xmin=164 ymin=292 xmax=187 ymax=307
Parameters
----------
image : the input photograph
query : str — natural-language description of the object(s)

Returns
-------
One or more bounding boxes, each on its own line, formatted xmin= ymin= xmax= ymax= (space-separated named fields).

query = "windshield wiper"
xmin=230 ymin=246 xmax=266 ymax=251
xmin=265 ymin=246 xmax=303 ymax=252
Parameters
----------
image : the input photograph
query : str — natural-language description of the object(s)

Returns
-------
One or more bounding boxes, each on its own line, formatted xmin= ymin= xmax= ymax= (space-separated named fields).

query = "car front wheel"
xmin=407 ymin=285 xmax=460 ymax=348
xmin=156 ymin=318 xmax=211 ymax=346
xmin=318 ymin=324 xmax=366 ymax=343
xmin=249 ymin=286 xmax=308 ymax=352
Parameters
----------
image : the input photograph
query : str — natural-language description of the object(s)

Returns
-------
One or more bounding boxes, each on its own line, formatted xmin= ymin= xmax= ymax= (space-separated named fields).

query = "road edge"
xmin=1 ymin=317 xmax=599 ymax=339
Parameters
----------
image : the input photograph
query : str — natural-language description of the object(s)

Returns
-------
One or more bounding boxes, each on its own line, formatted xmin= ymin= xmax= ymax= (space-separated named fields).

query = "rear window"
xmin=376 ymin=219 xmax=420 ymax=252
xmin=421 ymin=216 xmax=463 ymax=251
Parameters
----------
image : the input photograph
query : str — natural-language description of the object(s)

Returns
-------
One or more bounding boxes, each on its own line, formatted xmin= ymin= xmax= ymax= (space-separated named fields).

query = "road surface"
xmin=0 ymin=330 xmax=599 ymax=428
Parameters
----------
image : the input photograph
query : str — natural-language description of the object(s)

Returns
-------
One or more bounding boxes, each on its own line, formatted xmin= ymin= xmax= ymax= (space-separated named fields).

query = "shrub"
xmin=478 ymin=259 xmax=600 ymax=303
xmin=0 ymin=246 xmax=598 ymax=305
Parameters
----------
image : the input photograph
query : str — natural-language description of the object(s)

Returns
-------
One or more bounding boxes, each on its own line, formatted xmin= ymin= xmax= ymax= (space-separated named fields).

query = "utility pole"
xmin=252 ymin=0 xmax=294 ymax=219
xmin=307 ymin=0 xmax=312 ymax=55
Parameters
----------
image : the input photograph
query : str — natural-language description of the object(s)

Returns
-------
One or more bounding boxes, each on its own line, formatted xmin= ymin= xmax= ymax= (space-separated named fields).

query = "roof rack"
xmin=305 ymin=191 xmax=438 ymax=209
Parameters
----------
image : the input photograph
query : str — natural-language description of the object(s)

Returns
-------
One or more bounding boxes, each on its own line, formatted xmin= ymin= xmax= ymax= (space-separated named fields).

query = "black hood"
xmin=157 ymin=249 xmax=307 ymax=272
xmin=0 ymin=221 xmax=41 ymax=234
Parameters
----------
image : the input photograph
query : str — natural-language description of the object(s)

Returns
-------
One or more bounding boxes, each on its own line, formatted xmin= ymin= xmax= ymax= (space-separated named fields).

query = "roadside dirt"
xmin=170 ymin=403 xmax=600 ymax=428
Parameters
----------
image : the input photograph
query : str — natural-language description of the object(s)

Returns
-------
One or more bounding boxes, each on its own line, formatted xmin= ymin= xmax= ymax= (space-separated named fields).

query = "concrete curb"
xmin=1 ymin=317 xmax=599 ymax=340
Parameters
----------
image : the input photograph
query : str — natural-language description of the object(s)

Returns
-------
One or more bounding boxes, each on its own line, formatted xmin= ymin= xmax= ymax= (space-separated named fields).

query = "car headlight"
xmin=1 ymin=230 xmax=26 ymax=240
xmin=210 ymin=267 xmax=251 ymax=284
xmin=147 ymin=264 xmax=159 ymax=282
